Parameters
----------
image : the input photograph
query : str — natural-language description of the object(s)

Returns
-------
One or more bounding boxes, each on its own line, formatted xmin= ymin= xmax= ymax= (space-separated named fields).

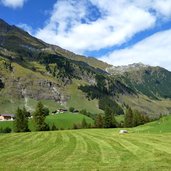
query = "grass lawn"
xmin=0 ymin=129 xmax=171 ymax=171
xmin=0 ymin=115 xmax=171 ymax=170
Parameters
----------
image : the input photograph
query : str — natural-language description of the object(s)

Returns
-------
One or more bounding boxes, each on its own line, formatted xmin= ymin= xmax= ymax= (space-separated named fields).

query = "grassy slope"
xmin=119 ymin=94 xmax=171 ymax=116
xmin=46 ymin=113 xmax=94 ymax=129
xmin=0 ymin=113 xmax=94 ymax=130
xmin=0 ymin=116 xmax=171 ymax=170
xmin=115 ymin=115 xmax=124 ymax=123
xmin=133 ymin=115 xmax=171 ymax=133
xmin=0 ymin=60 xmax=63 ymax=113
xmin=65 ymin=79 xmax=103 ymax=114
xmin=0 ymin=60 xmax=102 ymax=114
xmin=0 ymin=98 xmax=63 ymax=114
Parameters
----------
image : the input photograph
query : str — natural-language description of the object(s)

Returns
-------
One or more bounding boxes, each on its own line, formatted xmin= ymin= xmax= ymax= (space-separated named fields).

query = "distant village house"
xmin=57 ymin=109 xmax=68 ymax=114
xmin=0 ymin=114 xmax=15 ymax=121
xmin=52 ymin=109 xmax=68 ymax=114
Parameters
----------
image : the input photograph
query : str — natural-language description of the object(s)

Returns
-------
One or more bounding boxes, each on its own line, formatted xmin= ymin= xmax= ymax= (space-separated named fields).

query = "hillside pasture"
xmin=133 ymin=115 xmax=171 ymax=133
xmin=0 ymin=113 xmax=94 ymax=130
xmin=46 ymin=113 xmax=94 ymax=129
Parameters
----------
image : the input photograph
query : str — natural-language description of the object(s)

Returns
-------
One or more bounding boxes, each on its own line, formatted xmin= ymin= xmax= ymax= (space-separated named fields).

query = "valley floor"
xmin=0 ymin=129 xmax=171 ymax=171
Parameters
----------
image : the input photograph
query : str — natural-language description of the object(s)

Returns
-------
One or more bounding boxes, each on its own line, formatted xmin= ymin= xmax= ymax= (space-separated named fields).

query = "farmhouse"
xmin=57 ymin=109 xmax=68 ymax=114
xmin=0 ymin=114 xmax=15 ymax=121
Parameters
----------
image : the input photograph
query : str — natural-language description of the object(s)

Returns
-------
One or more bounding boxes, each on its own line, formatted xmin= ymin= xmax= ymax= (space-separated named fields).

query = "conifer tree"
xmin=111 ymin=114 xmax=117 ymax=128
xmin=104 ymin=107 xmax=112 ymax=128
xmin=33 ymin=102 xmax=49 ymax=131
xmin=81 ymin=118 xmax=88 ymax=128
xmin=22 ymin=107 xmax=30 ymax=132
xmin=95 ymin=114 xmax=104 ymax=128
xmin=124 ymin=107 xmax=134 ymax=127
xmin=104 ymin=107 xmax=117 ymax=128
xmin=14 ymin=107 xmax=29 ymax=132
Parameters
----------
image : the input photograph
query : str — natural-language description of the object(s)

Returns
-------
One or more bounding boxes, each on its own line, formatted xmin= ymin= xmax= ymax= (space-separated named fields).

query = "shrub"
xmin=0 ymin=127 xmax=12 ymax=133
xmin=69 ymin=107 xmax=75 ymax=113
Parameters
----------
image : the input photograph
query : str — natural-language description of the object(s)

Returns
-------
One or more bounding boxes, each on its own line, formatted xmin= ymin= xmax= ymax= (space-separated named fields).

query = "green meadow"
xmin=0 ymin=113 xmax=94 ymax=130
xmin=46 ymin=113 xmax=94 ymax=129
xmin=0 ymin=115 xmax=171 ymax=170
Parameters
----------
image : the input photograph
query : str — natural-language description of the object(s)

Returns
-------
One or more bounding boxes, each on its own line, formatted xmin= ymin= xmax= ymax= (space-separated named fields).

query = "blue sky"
xmin=0 ymin=0 xmax=171 ymax=70
xmin=0 ymin=0 xmax=56 ymax=32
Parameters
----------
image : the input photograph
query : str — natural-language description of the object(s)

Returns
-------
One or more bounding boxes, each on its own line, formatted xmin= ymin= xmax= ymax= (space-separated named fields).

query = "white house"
xmin=0 ymin=114 xmax=15 ymax=121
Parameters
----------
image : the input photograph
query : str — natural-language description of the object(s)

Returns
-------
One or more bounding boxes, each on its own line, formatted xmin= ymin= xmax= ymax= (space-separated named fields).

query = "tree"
xmin=43 ymin=107 xmax=50 ymax=116
xmin=14 ymin=107 xmax=29 ymax=132
xmin=95 ymin=114 xmax=104 ymax=128
xmin=132 ymin=110 xmax=150 ymax=127
xmin=51 ymin=123 xmax=58 ymax=131
xmin=69 ymin=107 xmax=75 ymax=113
xmin=124 ymin=107 xmax=134 ymax=127
xmin=22 ymin=107 xmax=30 ymax=132
xmin=80 ymin=109 xmax=87 ymax=115
xmin=33 ymin=102 xmax=49 ymax=131
xmin=111 ymin=114 xmax=117 ymax=128
xmin=81 ymin=118 xmax=88 ymax=128
xmin=104 ymin=107 xmax=117 ymax=128
xmin=99 ymin=97 xmax=124 ymax=115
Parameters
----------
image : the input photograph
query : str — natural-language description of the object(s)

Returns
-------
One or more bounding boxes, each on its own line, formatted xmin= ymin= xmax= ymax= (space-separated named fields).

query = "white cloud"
xmin=17 ymin=23 xmax=33 ymax=34
xmin=0 ymin=0 xmax=27 ymax=8
xmin=154 ymin=0 xmax=171 ymax=18
xmin=35 ymin=0 xmax=171 ymax=54
xmin=100 ymin=29 xmax=171 ymax=71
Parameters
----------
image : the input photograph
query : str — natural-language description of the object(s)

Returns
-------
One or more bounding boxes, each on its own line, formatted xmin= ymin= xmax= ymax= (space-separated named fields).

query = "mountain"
xmin=0 ymin=19 xmax=110 ymax=70
xmin=0 ymin=19 xmax=118 ymax=114
xmin=1 ymin=19 xmax=171 ymax=116
xmin=107 ymin=63 xmax=171 ymax=99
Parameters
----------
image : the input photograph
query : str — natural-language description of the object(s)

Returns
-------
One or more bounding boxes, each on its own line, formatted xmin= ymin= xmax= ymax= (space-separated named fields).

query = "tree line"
xmin=95 ymin=107 xmax=150 ymax=128
xmin=13 ymin=102 xmax=93 ymax=133
xmin=2 ymin=102 xmax=151 ymax=134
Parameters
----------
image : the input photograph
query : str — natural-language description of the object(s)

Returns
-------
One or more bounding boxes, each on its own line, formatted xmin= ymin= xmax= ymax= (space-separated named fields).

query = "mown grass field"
xmin=0 ymin=129 xmax=171 ymax=170
xmin=0 ymin=116 xmax=171 ymax=170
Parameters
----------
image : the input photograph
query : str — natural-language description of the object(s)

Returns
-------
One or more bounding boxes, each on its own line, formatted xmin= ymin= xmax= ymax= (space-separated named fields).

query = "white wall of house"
xmin=0 ymin=115 xmax=14 ymax=121
xmin=0 ymin=116 xmax=5 ymax=121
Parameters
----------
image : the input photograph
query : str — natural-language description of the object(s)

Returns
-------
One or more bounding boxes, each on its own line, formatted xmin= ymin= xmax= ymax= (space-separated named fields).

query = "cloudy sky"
xmin=0 ymin=0 xmax=171 ymax=70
